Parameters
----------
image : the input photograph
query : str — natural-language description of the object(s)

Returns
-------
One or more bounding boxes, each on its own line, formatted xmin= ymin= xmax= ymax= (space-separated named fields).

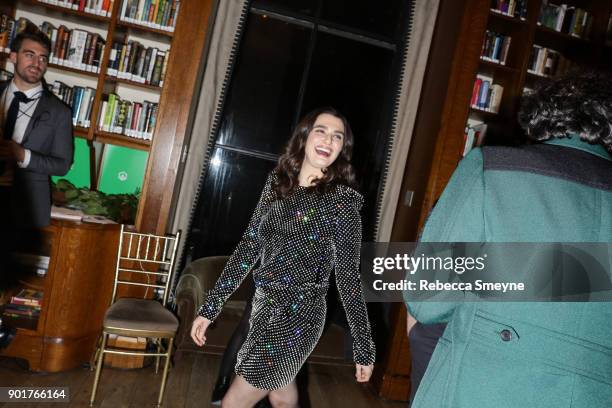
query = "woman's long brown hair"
xmin=273 ymin=107 xmax=358 ymax=199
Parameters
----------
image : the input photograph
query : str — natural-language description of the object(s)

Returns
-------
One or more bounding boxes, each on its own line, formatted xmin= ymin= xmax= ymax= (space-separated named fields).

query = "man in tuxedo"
xmin=0 ymin=30 xmax=73 ymax=230
xmin=0 ymin=29 xmax=73 ymax=347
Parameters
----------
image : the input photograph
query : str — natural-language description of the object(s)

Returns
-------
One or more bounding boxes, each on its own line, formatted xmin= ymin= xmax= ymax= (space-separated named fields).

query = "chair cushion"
xmin=104 ymin=298 xmax=179 ymax=334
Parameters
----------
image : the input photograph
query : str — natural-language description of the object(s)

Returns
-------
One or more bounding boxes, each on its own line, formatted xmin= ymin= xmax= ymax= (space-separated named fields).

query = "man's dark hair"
xmin=10 ymin=30 xmax=52 ymax=55
xmin=518 ymin=69 xmax=612 ymax=154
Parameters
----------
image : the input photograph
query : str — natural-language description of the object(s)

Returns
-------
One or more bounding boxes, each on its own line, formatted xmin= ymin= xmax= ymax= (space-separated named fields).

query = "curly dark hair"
xmin=518 ymin=69 xmax=612 ymax=154
xmin=273 ymin=107 xmax=358 ymax=199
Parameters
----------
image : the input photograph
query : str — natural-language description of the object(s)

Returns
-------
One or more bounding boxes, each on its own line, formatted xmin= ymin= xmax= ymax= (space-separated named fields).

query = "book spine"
xmin=170 ymin=0 xmax=179 ymax=29
xmin=118 ymin=42 xmax=128 ymax=76
xmin=78 ymin=88 xmax=92 ymax=126
xmin=82 ymin=32 xmax=92 ymax=69
xmin=147 ymin=104 xmax=157 ymax=139
xmin=104 ymin=94 xmax=115 ymax=131
xmin=127 ymin=42 xmax=140 ymax=78
xmin=87 ymin=34 xmax=98 ymax=68
xmin=159 ymin=48 xmax=169 ymax=87
xmin=85 ymin=91 xmax=95 ymax=127
xmin=112 ymin=96 xmax=121 ymax=133
xmin=147 ymin=47 xmax=158 ymax=83
xmin=120 ymin=0 xmax=128 ymax=19
xmin=93 ymin=39 xmax=104 ymax=71
xmin=108 ymin=42 xmax=118 ymax=75
xmin=152 ymin=0 xmax=161 ymax=27
xmin=135 ymin=46 xmax=147 ymax=81
xmin=478 ymin=79 xmax=490 ymax=109
xmin=72 ymin=87 xmax=83 ymax=124
xmin=98 ymin=101 xmax=107 ymax=131
xmin=124 ymin=104 xmax=134 ymax=136
xmin=471 ymin=78 xmax=482 ymax=107
xmin=151 ymin=52 xmax=164 ymax=86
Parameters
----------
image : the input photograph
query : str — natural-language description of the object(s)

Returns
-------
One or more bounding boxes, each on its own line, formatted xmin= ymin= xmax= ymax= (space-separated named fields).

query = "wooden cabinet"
xmin=1 ymin=220 xmax=119 ymax=372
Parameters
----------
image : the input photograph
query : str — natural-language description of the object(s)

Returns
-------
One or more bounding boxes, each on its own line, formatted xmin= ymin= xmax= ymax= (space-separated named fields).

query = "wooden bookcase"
xmin=0 ymin=0 xmax=216 ymax=236
xmin=419 ymin=0 xmax=612 ymax=230
xmin=0 ymin=0 xmax=215 ymax=370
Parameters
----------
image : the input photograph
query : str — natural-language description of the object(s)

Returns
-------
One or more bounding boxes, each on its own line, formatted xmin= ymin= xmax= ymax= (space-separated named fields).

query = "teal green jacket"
xmin=407 ymin=137 xmax=612 ymax=408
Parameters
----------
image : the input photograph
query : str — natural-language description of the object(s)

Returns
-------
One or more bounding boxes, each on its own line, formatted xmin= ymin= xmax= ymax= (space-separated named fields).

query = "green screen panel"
xmin=52 ymin=137 xmax=91 ymax=188
xmin=97 ymin=145 xmax=148 ymax=195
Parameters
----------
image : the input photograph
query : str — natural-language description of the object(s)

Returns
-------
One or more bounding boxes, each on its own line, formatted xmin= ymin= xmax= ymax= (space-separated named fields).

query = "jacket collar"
xmin=1 ymin=80 xmax=53 ymax=145
xmin=22 ymin=91 xmax=52 ymax=144
xmin=6 ymin=80 xmax=44 ymax=100
xmin=544 ymin=135 xmax=611 ymax=162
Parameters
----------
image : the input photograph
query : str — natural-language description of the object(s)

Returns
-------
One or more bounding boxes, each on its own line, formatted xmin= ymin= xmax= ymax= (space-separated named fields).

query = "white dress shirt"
xmin=1 ymin=80 xmax=44 ymax=168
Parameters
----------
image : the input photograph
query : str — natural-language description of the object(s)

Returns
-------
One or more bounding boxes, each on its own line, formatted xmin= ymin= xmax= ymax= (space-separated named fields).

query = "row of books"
xmin=480 ymin=30 xmax=511 ymax=65
xmin=51 ymin=82 xmax=96 ymax=128
xmin=107 ymin=40 xmax=169 ymax=86
xmin=463 ymin=123 xmax=488 ymax=157
xmin=470 ymin=75 xmax=504 ymax=114
xmin=41 ymin=21 xmax=106 ymax=73
xmin=0 ymin=14 xmax=30 ymax=53
xmin=0 ymin=16 xmax=106 ymax=73
xmin=537 ymin=2 xmax=592 ymax=39
xmin=119 ymin=0 xmax=181 ymax=32
xmin=2 ymin=289 xmax=43 ymax=320
xmin=39 ymin=0 xmax=115 ymax=17
xmin=527 ymin=45 xmax=572 ymax=77
xmin=490 ymin=0 xmax=527 ymax=20
xmin=98 ymin=94 xmax=158 ymax=140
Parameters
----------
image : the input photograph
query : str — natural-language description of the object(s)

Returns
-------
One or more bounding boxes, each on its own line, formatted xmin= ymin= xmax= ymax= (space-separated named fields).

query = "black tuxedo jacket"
xmin=0 ymin=80 xmax=73 ymax=228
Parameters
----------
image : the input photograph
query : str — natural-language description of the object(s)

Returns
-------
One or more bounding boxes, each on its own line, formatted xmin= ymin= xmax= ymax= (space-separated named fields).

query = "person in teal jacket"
xmin=405 ymin=70 xmax=612 ymax=408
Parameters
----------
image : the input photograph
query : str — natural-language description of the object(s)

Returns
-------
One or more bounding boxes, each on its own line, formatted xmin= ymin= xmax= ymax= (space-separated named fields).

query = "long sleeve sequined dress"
xmin=197 ymin=170 xmax=375 ymax=390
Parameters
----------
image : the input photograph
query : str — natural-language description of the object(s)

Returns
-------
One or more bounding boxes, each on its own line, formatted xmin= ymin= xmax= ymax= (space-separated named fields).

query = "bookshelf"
xmin=419 ymin=0 xmax=612 ymax=230
xmin=0 ymin=0 xmax=215 ymax=235
xmin=0 ymin=0 xmax=176 ymax=187
xmin=0 ymin=0 xmax=215 ymax=369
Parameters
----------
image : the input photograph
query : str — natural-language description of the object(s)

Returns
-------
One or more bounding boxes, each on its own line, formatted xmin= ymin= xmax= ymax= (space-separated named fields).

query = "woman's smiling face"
xmin=302 ymin=113 xmax=345 ymax=174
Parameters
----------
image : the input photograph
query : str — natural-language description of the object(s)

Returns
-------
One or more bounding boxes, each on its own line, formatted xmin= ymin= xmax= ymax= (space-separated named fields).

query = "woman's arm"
xmin=333 ymin=187 xmax=376 ymax=366
xmin=196 ymin=171 xmax=276 ymax=322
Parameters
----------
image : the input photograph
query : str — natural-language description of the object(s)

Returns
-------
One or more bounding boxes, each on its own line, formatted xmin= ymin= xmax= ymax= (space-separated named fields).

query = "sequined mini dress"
xmin=197 ymin=171 xmax=376 ymax=390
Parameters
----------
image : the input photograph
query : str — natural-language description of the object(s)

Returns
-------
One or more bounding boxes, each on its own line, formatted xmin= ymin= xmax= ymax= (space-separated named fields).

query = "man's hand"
xmin=355 ymin=364 xmax=374 ymax=382
xmin=8 ymin=141 xmax=25 ymax=163
xmin=0 ymin=140 xmax=25 ymax=163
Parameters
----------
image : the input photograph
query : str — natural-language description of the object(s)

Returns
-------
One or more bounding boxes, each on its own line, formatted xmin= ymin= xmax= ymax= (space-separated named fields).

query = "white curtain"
xmin=375 ymin=0 xmax=441 ymax=242
xmin=171 ymin=0 xmax=249 ymax=261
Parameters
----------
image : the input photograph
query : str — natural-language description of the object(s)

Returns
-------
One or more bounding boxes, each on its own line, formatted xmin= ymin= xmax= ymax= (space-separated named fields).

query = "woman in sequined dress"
xmin=191 ymin=107 xmax=376 ymax=408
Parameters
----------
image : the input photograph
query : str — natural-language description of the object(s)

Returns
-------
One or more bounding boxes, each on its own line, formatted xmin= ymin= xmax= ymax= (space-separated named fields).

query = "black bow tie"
xmin=13 ymin=91 xmax=33 ymax=104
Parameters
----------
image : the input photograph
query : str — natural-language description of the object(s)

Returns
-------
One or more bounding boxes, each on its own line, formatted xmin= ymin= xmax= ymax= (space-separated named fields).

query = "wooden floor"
xmin=0 ymin=353 xmax=406 ymax=408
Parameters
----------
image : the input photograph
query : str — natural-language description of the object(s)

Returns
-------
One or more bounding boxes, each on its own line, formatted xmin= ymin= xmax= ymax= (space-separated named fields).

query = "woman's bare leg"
xmin=221 ymin=375 xmax=268 ymax=408
xmin=268 ymin=380 xmax=299 ymax=408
